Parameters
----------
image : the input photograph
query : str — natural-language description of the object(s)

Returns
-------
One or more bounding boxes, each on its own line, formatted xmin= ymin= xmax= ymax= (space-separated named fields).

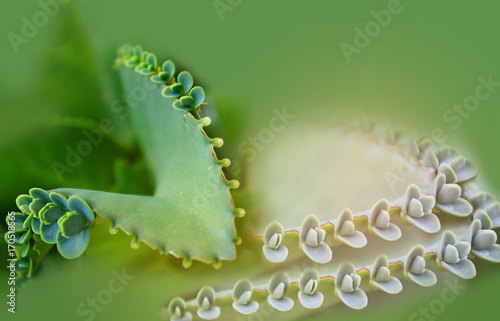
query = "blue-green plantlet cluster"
xmin=6 ymin=188 xmax=95 ymax=278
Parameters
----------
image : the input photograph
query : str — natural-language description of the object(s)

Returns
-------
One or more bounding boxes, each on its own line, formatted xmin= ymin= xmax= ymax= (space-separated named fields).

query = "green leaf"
xmin=10 ymin=45 xmax=242 ymax=273
xmin=46 ymin=63 xmax=240 ymax=264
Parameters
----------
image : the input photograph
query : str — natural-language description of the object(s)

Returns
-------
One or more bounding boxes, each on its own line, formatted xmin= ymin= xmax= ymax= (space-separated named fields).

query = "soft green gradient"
xmin=1 ymin=0 xmax=499 ymax=320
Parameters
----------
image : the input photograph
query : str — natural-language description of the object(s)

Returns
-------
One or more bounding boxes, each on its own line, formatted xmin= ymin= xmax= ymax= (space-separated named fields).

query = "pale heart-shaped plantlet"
xmin=461 ymin=181 xmax=481 ymax=200
xmin=401 ymin=184 xmax=440 ymax=233
xmin=473 ymin=210 xmax=494 ymax=230
xmin=436 ymin=230 xmax=476 ymax=279
xmin=168 ymin=297 xmax=192 ymax=321
xmin=435 ymin=146 xmax=478 ymax=183
xmin=469 ymin=191 xmax=500 ymax=228
xmin=334 ymin=208 xmax=367 ymax=248
xmin=421 ymin=147 xmax=440 ymax=170
xmin=482 ymin=203 xmax=500 ymax=229
xmin=298 ymin=269 xmax=324 ymax=309
xmin=299 ymin=215 xmax=332 ymax=264
xmin=196 ymin=286 xmax=220 ymax=320
xmin=435 ymin=145 xmax=462 ymax=162
xmin=469 ymin=189 xmax=497 ymax=207
xmin=404 ymin=245 xmax=437 ymax=287
xmin=437 ymin=163 xmax=459 ymax=184
xmin=467 ymin=220 xmax=500 ymax=263
xmin=267 ymin=272 xmax=294 ymax=312
xmin=335 ymin=262 xmax=367 ymax=310
xmin=433 ymin=174 xmax=473 ymax=217
xmin=422 ymin=145 xmax=477 ymax=184
xmin=231 ymin=279 xmax=259 ymax=315
xmin=368 ymin=199 xmax=401 ymax=241
xmin=262 ymin=221 xmax=288 ymax=263
xmin=369 ymin=255 xmax=402 ymax=294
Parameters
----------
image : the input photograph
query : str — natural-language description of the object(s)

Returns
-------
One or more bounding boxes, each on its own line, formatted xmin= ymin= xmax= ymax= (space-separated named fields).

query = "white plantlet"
xmin=437 ymin=230 xmax=476 ymax=280
xmin=267 ymin=272 xmax=294 ymax=312
xmin=262 ymin=221 xmax=288 ymax=263
xmin=335 ymin=262 xmax=368 ymax=310
xmin=232 ymin=279 xmax=259 ymax=315
xmin=370 ymin=255 xmax=403 ymax=294
xmin=334 ymin=208 xmax=367 ymax=248
xmin=299 ymin=215 xmax=332 ymax=264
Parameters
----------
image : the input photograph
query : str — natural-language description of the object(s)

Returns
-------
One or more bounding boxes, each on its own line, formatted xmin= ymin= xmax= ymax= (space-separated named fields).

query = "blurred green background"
xmin=1 ymin=0 xmax=499 ymax=320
